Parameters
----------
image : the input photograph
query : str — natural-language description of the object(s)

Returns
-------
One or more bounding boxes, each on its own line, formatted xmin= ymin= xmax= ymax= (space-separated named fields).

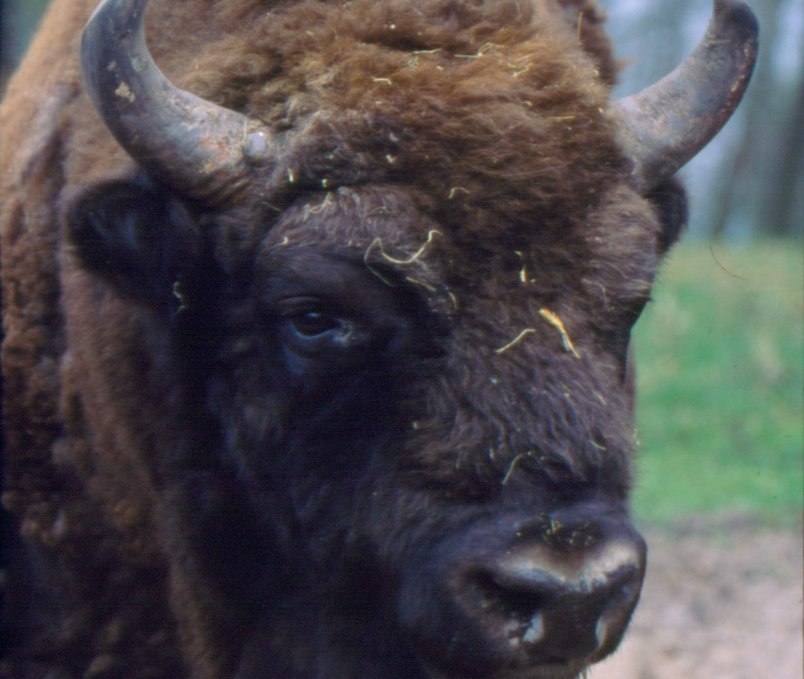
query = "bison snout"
xmin=474 ymin=534 xmax=645 ymax=664
xmin=401 ymin=511 xmax=646 ymax=677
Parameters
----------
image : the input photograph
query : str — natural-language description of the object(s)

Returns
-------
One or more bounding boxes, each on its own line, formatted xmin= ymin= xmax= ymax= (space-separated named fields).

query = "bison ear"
xmin=68 ymin=180 xmax=200 ymax=307
xmin=646 ymin=178 xmax=688 ymax=256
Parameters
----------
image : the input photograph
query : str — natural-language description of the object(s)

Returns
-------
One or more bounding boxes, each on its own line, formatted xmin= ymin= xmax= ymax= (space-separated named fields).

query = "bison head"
xmin=59 ymin=0 xmax=756 ymax=677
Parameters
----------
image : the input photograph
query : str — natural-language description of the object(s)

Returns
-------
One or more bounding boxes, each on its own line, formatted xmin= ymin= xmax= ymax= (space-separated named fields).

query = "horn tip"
xmin=713 ymin=0 xmax=759 ymax=47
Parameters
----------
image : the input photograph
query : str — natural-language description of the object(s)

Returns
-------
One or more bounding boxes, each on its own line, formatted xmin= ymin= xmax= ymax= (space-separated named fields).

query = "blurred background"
xmin=1 ymin=1 xmax=802 ymax=677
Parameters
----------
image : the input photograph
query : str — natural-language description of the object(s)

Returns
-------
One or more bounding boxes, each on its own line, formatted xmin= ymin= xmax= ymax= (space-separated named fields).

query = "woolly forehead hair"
xmin=183 ymin=0 xmax=627 ymax=248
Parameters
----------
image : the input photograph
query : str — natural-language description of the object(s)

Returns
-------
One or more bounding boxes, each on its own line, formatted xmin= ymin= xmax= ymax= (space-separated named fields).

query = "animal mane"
xmin=177 ymin=0 xmax=626 ymax=257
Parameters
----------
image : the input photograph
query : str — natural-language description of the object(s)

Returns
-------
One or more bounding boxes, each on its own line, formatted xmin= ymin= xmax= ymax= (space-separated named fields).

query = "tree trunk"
xmin=761 ymin=58 xmax=804 ymax=236
xmin=710 ymin=0 xmax=782 ymax=239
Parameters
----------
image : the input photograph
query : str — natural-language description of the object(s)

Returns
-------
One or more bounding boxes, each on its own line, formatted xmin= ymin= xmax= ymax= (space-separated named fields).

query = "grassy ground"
xmin=630 ymin=240 xmax=803 ymax=525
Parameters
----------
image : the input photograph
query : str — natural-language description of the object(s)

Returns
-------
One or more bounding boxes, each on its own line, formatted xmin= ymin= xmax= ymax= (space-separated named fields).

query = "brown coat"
xmin=1 ymin=1 xmax=697 ymax=677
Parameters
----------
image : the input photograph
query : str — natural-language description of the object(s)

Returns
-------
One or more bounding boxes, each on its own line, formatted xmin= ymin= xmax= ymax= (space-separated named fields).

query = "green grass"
xmin=631 ymin=240 xmax=803 ymax=526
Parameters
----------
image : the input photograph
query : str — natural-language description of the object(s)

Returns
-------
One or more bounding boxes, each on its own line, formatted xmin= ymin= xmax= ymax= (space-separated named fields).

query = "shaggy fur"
xmin=0 ymin=1 xmax=686 ymax=677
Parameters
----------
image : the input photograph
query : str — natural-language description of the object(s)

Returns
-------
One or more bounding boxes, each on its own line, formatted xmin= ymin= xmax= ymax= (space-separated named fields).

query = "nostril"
xmin=593 ymin=560 xmax=645 ymax=652
xmin=473 ymin=568 xmax=555 ymax=622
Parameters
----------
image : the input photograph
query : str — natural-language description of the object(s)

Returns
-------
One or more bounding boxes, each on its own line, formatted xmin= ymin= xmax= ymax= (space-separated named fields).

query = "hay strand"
xmin=363 ymin=230 xmax=442 ymax=286
xmin=495 ymin=328 xmax=536 ymax=355
xmin=502 ymin=453 xmax=527 ymax=485
xmin=539 ymin=308 xmax=581 ymax=358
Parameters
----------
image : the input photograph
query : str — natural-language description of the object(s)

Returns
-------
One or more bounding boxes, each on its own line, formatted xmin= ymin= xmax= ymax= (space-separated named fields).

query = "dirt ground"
xmin=589 ymin=513 xmax=803 ymax=679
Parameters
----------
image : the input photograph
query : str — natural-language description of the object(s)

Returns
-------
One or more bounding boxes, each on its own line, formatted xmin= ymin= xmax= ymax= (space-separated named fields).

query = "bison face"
xmin=67 ymin=174 xmax=666 ymax=679
xmin=56 ymin=0 xmax=756 ymax=677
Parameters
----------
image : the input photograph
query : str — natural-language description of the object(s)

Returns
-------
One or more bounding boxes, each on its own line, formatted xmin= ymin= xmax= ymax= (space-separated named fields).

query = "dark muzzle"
xmin=400 ymin=504 xmax=646 ymax=678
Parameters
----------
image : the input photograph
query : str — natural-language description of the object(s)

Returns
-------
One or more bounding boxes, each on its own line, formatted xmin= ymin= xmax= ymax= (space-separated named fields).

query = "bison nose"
xmin=473 ymin=530 xmax=646 ymax=664
xmin=478 ymin=535 xmax=645 ymax=662
xmin=398 ymin=513 xmax=646 ymax=677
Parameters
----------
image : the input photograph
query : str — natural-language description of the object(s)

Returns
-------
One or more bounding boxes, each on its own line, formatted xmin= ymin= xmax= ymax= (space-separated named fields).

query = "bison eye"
xmin=289 ymin=311 xmax=342 ymax=339
xmin=278 ymin=300 xmax=370 ymax=357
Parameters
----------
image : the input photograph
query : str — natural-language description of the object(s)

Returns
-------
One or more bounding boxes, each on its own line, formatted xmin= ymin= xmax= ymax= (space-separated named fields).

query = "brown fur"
xmin=1 ymin=1 xmax=679 ymax=677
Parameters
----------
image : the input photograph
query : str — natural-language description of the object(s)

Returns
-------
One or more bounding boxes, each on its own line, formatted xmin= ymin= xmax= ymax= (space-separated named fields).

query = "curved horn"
xmin=81 ymin=0 xmax=275 ymax=205
xmin=612 ymin=0 xmax=758 ymax=192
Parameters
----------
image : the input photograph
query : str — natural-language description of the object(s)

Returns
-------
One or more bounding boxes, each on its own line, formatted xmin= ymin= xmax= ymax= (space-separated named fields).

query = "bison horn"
xmin=81 ymin=0 xmax=275 ymax=205
xmin=612 ymin=0 xmax=758 ymax=192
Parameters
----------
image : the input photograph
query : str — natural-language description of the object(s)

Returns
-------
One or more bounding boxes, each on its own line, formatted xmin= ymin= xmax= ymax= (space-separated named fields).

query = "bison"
xmin=0 ymin=0 xmax=756 ymax=677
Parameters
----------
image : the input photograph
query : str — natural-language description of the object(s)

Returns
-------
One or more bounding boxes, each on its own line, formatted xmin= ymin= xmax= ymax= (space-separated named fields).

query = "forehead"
xmin=262 ymin=186 xmax=438 ymax=254
xmin=254 ymin=186 xmax=457 ymax=309
xmin=246 ymin=174 xmax=660 ymax=308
